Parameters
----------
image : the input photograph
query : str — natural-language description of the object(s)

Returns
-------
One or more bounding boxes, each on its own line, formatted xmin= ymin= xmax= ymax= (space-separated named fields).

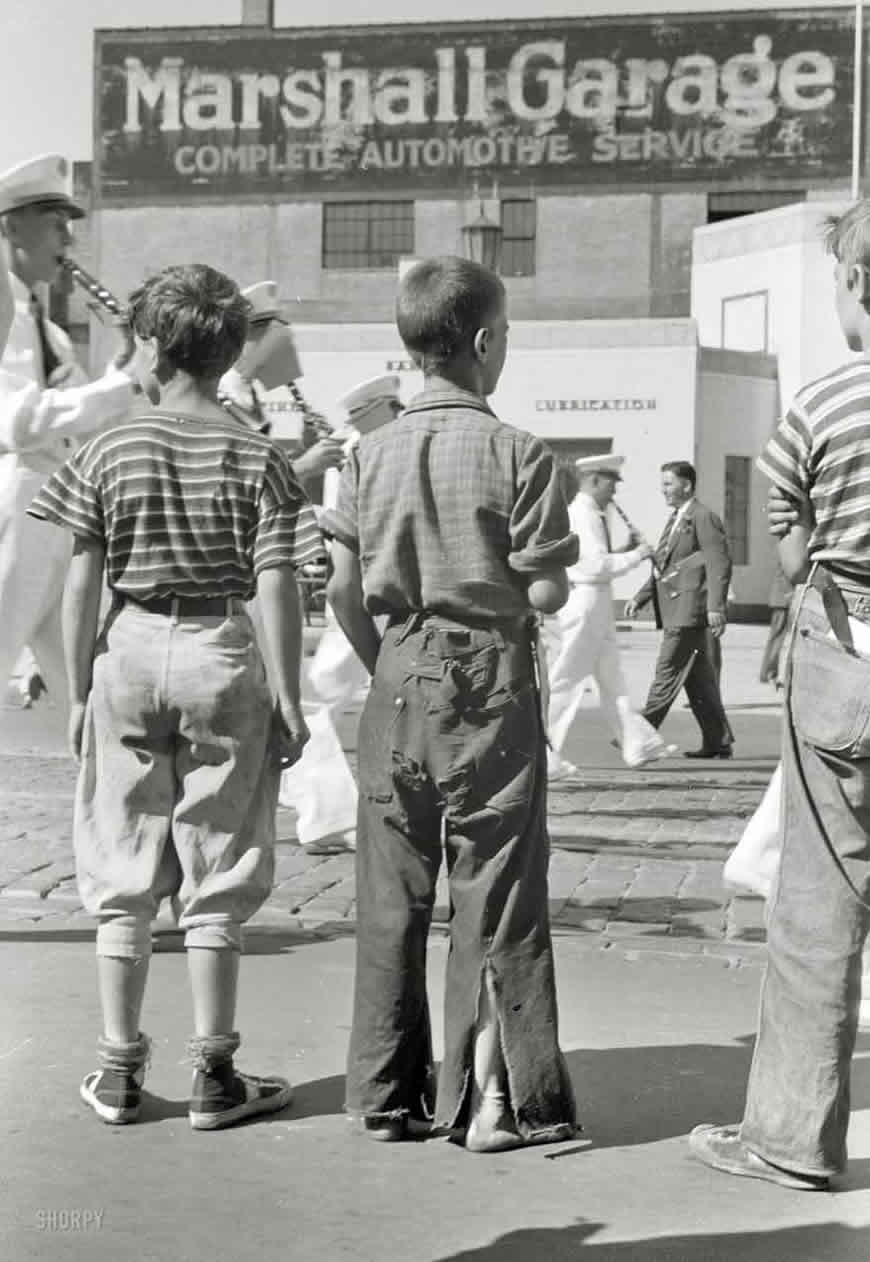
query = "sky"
xmin=0 ymin=0 xmax=860 ymax=168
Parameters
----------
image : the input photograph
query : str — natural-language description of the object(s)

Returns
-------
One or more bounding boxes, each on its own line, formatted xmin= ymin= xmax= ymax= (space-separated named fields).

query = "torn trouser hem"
xmin=345 ymin=1106 xmax=410 ymax=1123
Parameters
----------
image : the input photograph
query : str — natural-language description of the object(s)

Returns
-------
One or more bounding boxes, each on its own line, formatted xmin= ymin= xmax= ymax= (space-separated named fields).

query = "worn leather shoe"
xmin=684 ymin=746 xmax=733 ymax=759
xmin=688 ymin=1125 xmax=830 ymax=1190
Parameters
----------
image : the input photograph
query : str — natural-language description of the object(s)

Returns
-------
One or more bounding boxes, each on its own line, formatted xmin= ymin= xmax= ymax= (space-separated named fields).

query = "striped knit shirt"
xmin=27 ymin=410 xmax=324 ymax=600
xmin=757 ymin=359 xmax=870 ymax=578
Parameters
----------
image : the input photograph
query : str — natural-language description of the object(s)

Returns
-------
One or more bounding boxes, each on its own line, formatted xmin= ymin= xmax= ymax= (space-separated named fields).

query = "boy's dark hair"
xmin=396 ymin=255 xmax=505 ymax=373
xmin=128 ymin=264 xmax=249 ymax=380
xmin=661 ymin=460 xmax=696 ymax=489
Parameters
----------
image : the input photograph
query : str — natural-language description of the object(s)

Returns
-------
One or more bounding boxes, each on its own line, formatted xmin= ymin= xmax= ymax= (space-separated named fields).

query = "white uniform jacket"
xmin=0 ymin=274 xmax=134 ymax=519
xmin=567 ymin=492 xmax=647 ymax=588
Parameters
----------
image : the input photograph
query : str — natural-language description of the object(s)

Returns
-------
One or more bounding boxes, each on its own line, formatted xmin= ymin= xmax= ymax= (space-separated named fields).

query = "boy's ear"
xmin=472 ymin=327 xmax=488 ymax=361
xmin=848 ymin=263 xmax=869 ymax=302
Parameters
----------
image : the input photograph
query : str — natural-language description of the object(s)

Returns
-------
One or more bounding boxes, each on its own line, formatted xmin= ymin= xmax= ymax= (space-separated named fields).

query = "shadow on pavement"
xmin=290 ymin=1072 xmax=346 ymax=1120
xmin=286 ymin=1033 xmax=870 ymax=1150
xmin=565 ymin=1034 xmax=870 ymax=1153
xmin=434 ymin=1221 xmax=870 ymax=1261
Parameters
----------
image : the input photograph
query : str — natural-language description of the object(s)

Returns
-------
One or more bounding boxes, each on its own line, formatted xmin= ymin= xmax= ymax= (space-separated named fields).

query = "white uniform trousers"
xmin=277 ymin=615 xmax=362 ymax=846
xmin=0 ymin=511 xmax=71 ymax=718
xmin=546 ymin=583 xmax=665 ymax=767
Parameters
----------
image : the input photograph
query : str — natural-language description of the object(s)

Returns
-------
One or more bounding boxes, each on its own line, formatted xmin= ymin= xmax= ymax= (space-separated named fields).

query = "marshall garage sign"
xmin=95 ymin=12 xmax=854 ymax=201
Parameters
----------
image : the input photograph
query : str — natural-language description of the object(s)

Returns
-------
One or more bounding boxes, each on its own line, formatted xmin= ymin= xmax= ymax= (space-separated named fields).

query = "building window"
xmin=724 ymin=455 xmax=751 ymax=566
xmin=707 ymin=190 xmax=805 ymax=225
xmin=721 ymin=290 xmax=769 ymax=353
xmin=322 ymin=201 xmax=414 ymax=270
xmin=500 ymin=198 xmax=536 ymax=277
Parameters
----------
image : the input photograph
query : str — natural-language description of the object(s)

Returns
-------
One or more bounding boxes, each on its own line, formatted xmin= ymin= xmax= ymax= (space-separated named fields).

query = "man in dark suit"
xmin=625 ymin=461 xmax=733 ymax=758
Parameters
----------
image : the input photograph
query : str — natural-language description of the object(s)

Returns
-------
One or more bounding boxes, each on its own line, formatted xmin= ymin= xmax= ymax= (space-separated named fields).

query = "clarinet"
xmin=60 ymin=257 xmax=127 ymax=321
xmin=612 ymin=500 xmax=660 ymax=576
xmin=286 ymin=380 xmax=335 ymax=441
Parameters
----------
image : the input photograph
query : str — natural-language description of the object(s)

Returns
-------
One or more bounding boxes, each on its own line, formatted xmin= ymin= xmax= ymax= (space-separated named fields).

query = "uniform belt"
xmin=119 ymin=593 xmax=244 ymax=618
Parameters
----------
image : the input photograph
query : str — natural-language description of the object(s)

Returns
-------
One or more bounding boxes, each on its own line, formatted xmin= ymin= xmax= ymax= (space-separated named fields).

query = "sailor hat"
xmin=339 ymin=374 xmax=401 ymax=429
xmin=0 ymin=153 xmax=84 ymax=219
xmin=241 ymin=281 xmax=281 ymax=324
xmin=574 ymin=453 xmax=625 ymax=481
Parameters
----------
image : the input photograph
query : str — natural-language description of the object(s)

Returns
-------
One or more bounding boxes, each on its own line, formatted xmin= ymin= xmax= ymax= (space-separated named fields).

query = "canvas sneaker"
xmin=189 ymin=1061 xmax=293 ymax=1131
xmin=80 ymin=1065 xmax=146 ymax=1125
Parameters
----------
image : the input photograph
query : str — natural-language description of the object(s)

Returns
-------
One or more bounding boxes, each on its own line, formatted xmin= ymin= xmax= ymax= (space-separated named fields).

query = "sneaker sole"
xmin=79 ymin=1079 xmax=140 ymax=1125
xmin=189 ymin=1082 xmax=294 ymax=1131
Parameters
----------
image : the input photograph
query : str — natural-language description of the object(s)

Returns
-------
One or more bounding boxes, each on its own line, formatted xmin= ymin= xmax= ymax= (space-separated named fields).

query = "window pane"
xmin=499 ymin=198 xmax=536 ymax=277
xmin=724 ymin=455 xmax=751 ymax=566
xmin=323 ymin=201 xmax=414 ymax=269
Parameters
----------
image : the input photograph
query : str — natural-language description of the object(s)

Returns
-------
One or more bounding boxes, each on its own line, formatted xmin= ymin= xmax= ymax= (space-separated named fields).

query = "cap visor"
xmin=3 ymin=195 xmax=85 ymax=220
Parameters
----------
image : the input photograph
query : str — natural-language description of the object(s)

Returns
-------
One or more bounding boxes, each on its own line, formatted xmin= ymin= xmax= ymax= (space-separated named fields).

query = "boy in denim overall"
xmin=691 ymin=202 xmax=870 ymax=1188
xmin=324 ymin=256 xmax=578 ymax=1152
xmin=29 ymin=265 xmax=321 ymax=1129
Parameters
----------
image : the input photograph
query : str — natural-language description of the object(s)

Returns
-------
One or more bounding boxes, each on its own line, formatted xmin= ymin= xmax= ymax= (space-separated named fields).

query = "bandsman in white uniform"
xmin=546 ymin=454 xmax=675 ymax=776
xmin=282 ymin=374 xmax=403 ymax=851
xmin=0 ymin=154 xmax=135 ymax=718
xmin=221 ymin=286 xmax=401 ymax=851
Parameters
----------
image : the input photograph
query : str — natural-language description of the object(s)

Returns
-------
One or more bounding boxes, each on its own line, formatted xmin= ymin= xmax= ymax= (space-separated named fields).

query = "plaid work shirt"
xmin=322 ymin=387 xmax=578 ymax=622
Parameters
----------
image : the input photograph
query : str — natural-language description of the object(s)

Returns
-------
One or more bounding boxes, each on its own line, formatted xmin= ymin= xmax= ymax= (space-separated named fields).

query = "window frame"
xmin=724 ymin=454 xmax=752 ymax=566
xmin=499 ymin=197 xmax=537 ymax=278
xmin=322 ymin=200 xmax=415 ymax=271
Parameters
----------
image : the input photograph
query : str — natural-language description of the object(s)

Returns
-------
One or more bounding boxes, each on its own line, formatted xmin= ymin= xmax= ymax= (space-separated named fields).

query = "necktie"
xmin=656 ymin=510 xmax=678 ymax=568
xmin=601 ymin=511 xmax=613 ymax=554
xmin=30 ymin=293 xmax=62 ymax=385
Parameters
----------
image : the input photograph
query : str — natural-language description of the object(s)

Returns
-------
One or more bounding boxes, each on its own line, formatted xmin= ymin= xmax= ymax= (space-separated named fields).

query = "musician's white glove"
xmin=292 ymin=435 xmax=346 ymax=483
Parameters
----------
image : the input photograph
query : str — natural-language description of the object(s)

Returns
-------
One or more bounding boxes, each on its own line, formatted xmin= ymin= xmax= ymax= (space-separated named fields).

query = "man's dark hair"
xmin=661 ymin=460 xmax=696 ymax=490
xmin=396 ymin=255 xmax=505 ymax=373
xmin=128 ymin=264 xmax=249 ymax=380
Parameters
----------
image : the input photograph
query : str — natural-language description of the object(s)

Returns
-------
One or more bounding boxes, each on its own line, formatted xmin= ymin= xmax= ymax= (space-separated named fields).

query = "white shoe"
xmin=547 ymin=753 xmax=580 ymax=781
xmin=624 ymin=743 xmax=678 ymax=769
xmin=302 ymin=828 xmax=356 ymax=855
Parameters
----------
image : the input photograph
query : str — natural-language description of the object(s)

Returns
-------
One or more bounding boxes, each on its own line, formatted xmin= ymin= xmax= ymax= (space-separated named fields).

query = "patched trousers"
xmin=345 ymin=613 xmax=576 ymax=1140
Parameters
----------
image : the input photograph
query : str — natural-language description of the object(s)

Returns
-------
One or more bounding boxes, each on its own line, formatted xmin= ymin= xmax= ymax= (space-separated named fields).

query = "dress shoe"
xmin=684 ymin=746 xmax=733 ymax=760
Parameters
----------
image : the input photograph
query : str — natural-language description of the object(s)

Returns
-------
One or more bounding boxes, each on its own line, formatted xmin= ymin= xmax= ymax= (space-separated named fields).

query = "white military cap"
xmin=339 ymin=374 xmax=401 ymax=425
xmin=0 ymin=153 xmax=84 ymax=219
xmin=574 ymin=453 xmax=625 ymax=480
xmin=241 ymin=281 xmax=281 ymax=323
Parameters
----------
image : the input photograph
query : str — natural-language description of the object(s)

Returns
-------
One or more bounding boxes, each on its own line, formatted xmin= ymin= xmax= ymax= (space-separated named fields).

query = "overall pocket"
xmin=790 ymin=626 xmax=870 ymax=756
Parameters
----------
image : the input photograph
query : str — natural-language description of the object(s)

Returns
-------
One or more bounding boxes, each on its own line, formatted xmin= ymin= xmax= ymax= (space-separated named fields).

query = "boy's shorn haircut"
xmin=128 ymin=264 xmax=249 ymax=381
xmin=396 ymin=255 xmax=505 ymax=373
xmin=823 ymin=200 xmax=870 ymax=271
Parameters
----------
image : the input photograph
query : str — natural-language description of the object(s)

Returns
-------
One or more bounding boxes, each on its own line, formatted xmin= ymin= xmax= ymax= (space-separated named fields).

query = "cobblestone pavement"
xmin=0 ymin=748 xmax=772 ymax=956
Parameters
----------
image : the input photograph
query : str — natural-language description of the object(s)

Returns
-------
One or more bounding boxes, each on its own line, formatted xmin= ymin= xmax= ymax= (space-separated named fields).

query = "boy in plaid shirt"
xmin=325 ymin=256 xmax=578 ymax=1151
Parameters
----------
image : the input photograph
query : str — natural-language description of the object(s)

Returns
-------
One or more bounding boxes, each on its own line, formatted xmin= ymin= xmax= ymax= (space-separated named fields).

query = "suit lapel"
xmin=659 ymin=503 xmax=695 ymax=570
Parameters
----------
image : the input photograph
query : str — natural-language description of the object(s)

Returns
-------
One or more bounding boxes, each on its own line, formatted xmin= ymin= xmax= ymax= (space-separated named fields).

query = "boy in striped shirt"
xmin=29 ymin=264 xmax=323 ymax=1130
xmin=690 ymin=203 xmax=870 ymax=1189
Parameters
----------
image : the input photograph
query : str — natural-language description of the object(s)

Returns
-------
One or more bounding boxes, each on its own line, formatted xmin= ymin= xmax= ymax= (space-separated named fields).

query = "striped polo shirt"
xmin=27 ymin=410 xmax=324 ymax=600
xmin=758 ymin=359 xmax=870 ymax=579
